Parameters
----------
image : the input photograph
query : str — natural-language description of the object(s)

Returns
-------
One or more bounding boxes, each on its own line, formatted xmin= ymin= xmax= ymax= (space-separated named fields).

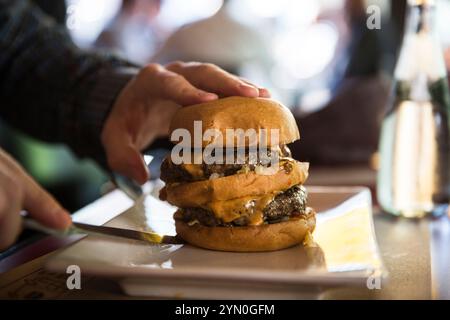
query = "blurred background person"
xmin=151 ymin=0 xmax=273 ymax=88
xmin=95 ymin=0 xmax=164 ymax=65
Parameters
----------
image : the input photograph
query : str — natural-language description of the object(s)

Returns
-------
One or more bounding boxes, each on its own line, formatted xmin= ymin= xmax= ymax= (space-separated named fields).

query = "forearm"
xmin=0 ymin=0 xmax=138 ymax=168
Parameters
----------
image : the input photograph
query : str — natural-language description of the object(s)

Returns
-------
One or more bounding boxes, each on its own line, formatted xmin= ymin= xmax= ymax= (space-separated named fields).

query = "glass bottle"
xmin=377 ymin=0 xmax=450 ymax=218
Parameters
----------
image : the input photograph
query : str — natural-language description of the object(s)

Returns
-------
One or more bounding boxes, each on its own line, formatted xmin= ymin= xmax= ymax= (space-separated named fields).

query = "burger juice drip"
xmin=377 ymin=0 xmax=450 ymax=218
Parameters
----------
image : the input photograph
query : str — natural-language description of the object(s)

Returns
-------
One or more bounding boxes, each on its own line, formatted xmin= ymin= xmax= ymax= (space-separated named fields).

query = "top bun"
xmin=169 ymin=96 xmax=300 ymax=148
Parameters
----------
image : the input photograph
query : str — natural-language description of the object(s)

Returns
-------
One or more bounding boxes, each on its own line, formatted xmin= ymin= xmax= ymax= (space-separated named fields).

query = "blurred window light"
xmin=299 ymin=88 xmax=332 ymax=114
xmin=229 ymin=0 xmax=330 ymax=26
xmin=154 ymin=0 xmax=223 ymax=30
xmin=280 ymin=1 xmax=321 ymax=28
xmin=274 ymin=22 xmax=339 ymax=80
xmin=244 ymin=0 xmax=290 ymax=18
xmin=271 ymin=63 xmax=299 ymax=90
xmin=437 ymin=0 xmax=450 ymax=48
xmin=318 ymin=0 xmax=345 ymax=11
xmin=66 ymin=0 xmax=121 ymax=47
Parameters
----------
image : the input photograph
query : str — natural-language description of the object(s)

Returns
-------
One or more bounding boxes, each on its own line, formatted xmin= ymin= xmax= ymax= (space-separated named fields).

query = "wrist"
xmin=79 ymin=67 xmax=139 ymax=170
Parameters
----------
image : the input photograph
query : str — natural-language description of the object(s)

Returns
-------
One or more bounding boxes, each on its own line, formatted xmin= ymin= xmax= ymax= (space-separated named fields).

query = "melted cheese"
xmin=205 ymin=193 xmax=276 ymax=225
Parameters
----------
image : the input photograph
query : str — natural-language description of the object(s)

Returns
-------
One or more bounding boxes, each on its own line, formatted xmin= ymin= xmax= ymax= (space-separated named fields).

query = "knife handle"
xmin=23 ymin=218 xmax=80 ymax=237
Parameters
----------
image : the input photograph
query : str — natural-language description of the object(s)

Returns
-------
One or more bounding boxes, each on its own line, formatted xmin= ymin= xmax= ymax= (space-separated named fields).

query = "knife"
xmin=23 ymin=219 xmax=183 ymax=245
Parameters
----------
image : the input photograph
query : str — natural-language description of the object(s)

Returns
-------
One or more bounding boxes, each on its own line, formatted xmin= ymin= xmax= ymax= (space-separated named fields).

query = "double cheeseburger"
xmin=159 ymin=96 xmax=315 ymax=252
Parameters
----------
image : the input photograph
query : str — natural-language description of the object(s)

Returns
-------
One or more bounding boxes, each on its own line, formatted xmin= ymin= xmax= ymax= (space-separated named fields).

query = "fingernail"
xmin=238 ymin=84 xmax=259 ymax=97
xmin=137 ymin=161 xmax=151 ymax=185
xmin=259 ymin=88 xmax=271 ymax=98
xmin=62 ymin=211 xmax=73 ymax=228
xmin=53 ymin=208 xmax=72 ymax=229
xmin=199 ymin=92 xmax=217 ymax=100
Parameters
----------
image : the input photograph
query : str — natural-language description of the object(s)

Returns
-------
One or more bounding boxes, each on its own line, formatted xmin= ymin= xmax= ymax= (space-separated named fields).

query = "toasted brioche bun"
xmin=169 ymin=96 xmax=300 ymax=148
xmin=163 ymin=161 xmax=309 ymax=207
xmin=175 ymin=207 xmax=316 ymax=252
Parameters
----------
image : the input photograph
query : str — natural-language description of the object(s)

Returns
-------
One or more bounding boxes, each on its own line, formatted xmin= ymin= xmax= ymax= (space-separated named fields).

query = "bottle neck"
xmin=394 ymin=1 xmax=446 ymax=83
xmin=404 ymin=3 xmax=437 ymax=37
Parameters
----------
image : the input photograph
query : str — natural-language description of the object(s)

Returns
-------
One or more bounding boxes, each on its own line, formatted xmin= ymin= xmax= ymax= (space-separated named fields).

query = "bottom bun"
xmin=175 ymin=208 xmax=316 ymax=252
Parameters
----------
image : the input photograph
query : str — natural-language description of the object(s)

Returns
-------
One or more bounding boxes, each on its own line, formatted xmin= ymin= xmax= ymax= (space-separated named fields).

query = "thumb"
xmin=21 ymin=173 xmax=72 ymax=230
xmin=113 ymin=145 xmax=149 ymax=185
xmin=103 ymin=130 xmax=149 ymax=185
xmin=0 ymin=184 xmax=22 ymax=251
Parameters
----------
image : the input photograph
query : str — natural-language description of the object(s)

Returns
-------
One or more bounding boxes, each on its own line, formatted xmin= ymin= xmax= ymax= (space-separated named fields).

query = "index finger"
xmin=141 ymin=64 xmax=218 ymax=106
xmin=166 ymin=62 xmax=269 ymax=98
xmin=21 ymin=172 xmax=72 ymax=229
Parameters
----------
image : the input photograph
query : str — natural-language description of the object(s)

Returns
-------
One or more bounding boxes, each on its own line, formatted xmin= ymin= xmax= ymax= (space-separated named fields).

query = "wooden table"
xmin=0 ymin=166 xmax=449 ymax=299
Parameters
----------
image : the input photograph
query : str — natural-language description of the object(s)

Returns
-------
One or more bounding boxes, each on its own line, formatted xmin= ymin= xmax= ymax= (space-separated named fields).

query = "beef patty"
xmin=177 ymin=185 xmax=307 ymax=227
xmin=161 ymin=145 xmax=292 ymax=183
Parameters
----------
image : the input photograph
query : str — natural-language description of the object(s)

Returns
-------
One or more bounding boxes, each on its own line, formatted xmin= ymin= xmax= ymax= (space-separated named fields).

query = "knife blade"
xmin=23 ymin=218 xmax=183 ymax=245
xmin=73 ymin=222 xmax=182 ymax=244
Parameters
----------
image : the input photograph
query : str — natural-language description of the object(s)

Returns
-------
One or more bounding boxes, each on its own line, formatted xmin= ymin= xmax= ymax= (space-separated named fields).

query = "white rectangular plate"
xmin=46 ymin=186 xmax=385 ymax=299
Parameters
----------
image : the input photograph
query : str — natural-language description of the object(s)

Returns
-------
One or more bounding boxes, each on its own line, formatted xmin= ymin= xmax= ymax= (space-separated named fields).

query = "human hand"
xmin=101 ymin=61 xmax=270 ymax=184
xmin=0 ymin=148 xmax=72 ymax=251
